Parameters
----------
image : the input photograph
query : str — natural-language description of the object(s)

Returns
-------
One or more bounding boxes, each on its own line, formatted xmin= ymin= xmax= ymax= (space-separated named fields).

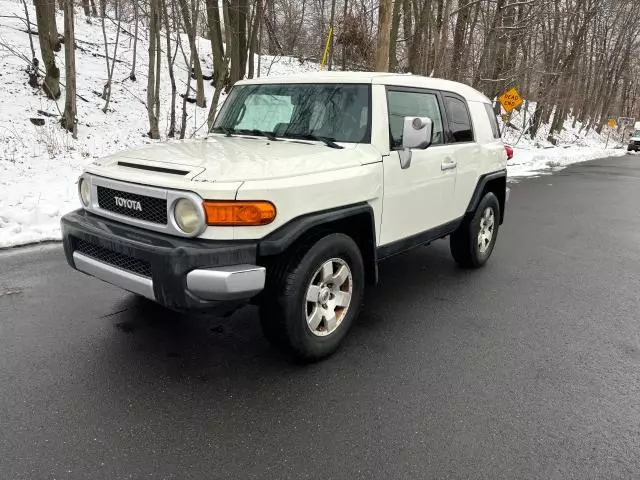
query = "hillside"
xmin=0 ymin=0 xmax=627 ymax=248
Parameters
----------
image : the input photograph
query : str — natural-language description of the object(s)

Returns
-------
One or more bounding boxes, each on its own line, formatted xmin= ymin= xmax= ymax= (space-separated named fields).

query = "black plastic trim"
xmin=258 ymin=202 xmax=376 ymax=256
xmin=376 ymin=217 xmax=462 ymax=260
xmin=61 ymin=209 xmax=258 ymax=311
xmin=466 ymin=169 xmax=507 ymax=214
xmin=117 ymin=162 xmax=190 ymax=176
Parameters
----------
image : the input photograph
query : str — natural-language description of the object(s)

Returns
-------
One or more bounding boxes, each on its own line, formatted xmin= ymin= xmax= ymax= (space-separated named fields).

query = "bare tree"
xmin=163 ymin=0 xmax=179 ymax=137
xmin=247 ymin=0 xmax=262 ymax=78
xmin=129 ymin=0 xmax=139 ymax=81
xmin=177 ymin=0 xmax=206 ymax=108
xmin=81 ymin=0 xmax=91 ymax=22
xmin=61 ymin=0 xmax=77 ymax=138
xmin=206 ymin=0 xmax=229 ymax=130
xmin=375 ymin=0 xmax=392 ymax=71
xmin=33 ymin=0 xmax=60 ymax=98
xmin=147 ymin=0 xmax=162 ymax=139
xmin=100 ymin=0 xmax=121 ymax=112
xmin=327 ymin=0 xmax=336 ymax=69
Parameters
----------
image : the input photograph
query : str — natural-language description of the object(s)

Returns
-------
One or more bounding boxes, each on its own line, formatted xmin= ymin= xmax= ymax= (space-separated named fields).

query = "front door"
xmin=379 ymin=88 xmax=458 ymax=247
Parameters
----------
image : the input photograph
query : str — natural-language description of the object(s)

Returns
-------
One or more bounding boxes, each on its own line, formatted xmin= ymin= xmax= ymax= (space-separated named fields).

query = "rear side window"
xmin=484 ymin=103 xmax=501 ymax=139
xmin=443 ymin=96 xmax=473 ymax=143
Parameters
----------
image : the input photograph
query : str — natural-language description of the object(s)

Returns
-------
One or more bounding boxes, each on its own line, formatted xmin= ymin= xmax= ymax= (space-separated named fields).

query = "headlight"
xmin=78 ymin=178 xmax=90 ymax=207
xmin=174 ymin=198 xmax=202 ymax=234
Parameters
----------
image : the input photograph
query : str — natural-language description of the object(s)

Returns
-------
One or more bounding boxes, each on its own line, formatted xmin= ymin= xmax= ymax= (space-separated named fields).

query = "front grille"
xmin=97 ymin=186 xmax=167 ymax=225
xmin=74 ymin=238 xmax=152 ymax=278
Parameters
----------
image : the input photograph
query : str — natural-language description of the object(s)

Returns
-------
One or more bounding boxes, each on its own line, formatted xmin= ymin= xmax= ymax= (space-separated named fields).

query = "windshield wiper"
xmin=237 ymin=129 xmax=277 ymax=141
xmin=299 ymin=134 xmax=344 ymax=149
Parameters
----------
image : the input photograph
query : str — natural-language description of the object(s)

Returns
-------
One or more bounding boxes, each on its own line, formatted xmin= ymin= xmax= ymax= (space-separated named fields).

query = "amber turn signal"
xmin=203 ymin=201 xmax=276 ymax=226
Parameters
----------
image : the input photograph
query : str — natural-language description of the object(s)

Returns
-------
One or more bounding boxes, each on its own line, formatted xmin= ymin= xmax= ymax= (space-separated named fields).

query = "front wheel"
xmin=450 ymin=192 xmax=500 ymax=268
xmin=259 ymin=233 xmax=365 ymax=361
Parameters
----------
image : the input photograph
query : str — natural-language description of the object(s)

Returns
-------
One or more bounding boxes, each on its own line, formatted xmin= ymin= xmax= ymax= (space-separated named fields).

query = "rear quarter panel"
xmin=452 ymin=100 xmax=507 ymax=217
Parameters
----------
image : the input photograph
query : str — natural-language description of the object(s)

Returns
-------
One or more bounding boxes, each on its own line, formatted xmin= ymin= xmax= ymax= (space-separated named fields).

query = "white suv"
xmin=62 ymin=72 xmax=508 ymax=360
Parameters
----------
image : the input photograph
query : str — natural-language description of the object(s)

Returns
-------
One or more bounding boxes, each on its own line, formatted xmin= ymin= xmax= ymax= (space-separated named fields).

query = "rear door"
xmin=441 ymin=94 xmax=483 ymax=218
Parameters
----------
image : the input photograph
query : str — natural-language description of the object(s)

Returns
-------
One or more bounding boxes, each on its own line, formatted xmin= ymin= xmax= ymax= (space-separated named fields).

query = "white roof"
xmin=236 ymin=71 xmax=491 ymax=103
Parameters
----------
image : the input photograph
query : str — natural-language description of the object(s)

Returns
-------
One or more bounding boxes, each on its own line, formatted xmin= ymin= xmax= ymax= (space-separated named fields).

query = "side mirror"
xmin=403 ymin=116 xmax=433 ymax=149
xmin=399 ymin=117 xmax=434 ymax=169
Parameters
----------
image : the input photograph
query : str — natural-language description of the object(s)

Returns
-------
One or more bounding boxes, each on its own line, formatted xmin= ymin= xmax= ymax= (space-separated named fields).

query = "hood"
xmin=88 ymin=136 xmax=374 ymax=183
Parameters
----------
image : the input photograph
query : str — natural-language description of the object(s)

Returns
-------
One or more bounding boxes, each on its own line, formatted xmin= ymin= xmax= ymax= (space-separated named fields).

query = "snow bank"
xmin=501 ymin=101 xmax=626 ymax=179
xmin=0 ymin=0 xmax=627 ymax=248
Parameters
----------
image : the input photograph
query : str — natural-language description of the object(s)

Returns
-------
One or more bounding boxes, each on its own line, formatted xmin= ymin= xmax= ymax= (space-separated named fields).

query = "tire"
xmin=450 ymin=192 xmax=500 ymax=268
xmin=259 ymin=233 xmax=365 ymax=361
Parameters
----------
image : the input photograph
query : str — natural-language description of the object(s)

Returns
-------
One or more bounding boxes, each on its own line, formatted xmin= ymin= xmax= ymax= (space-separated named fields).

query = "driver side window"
xmin=387 ymin=89 xmax=444 ymax=149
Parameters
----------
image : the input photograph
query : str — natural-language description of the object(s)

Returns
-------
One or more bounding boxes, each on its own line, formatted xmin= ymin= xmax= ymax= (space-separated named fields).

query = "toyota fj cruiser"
xmin=61 ymin=72 xmax=508 ymax=360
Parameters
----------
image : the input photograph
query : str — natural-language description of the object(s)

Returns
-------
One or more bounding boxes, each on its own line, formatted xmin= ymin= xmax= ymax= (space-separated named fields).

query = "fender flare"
xmin=466 ymin=169 xmax=507 ymax=216
xmin=258 ymin=202 xmax=377 ymax=257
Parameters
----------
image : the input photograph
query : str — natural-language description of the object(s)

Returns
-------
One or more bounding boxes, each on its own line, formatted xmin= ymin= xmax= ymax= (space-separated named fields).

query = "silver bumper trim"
xmin=186 ymin=265 xmax=266 ymax=301
xmin=72 ymin=252 xmax=155 ymax=300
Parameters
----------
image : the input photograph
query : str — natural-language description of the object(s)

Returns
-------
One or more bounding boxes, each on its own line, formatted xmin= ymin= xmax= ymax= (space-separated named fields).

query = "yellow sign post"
xmin=320 ymin=26 xmax=333 ymax=71
xmin=499 ymin=87 xmax=524 ymax=113
xmin=605 ymin=118 xmax=616 ymax=148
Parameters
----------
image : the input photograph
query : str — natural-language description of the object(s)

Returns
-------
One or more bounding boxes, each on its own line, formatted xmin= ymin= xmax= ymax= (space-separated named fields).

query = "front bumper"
xmin=61 ymin=209 xmax=265 ymax=312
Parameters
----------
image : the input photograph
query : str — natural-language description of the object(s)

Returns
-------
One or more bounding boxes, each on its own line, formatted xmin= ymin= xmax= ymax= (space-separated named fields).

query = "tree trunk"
xmin=450 ymin=0 xmax=470 ymax=81
xmin=81 ymin=0 xmax=91 ymax=20
xmin=101 ymin=0 xmax=121 ymax=113
xmin=327 ymin=0 xmax=337 ymax=70
xmin=147 ymin=0 xmax=161 ymax=139
xmin=227 ymin=0 xmax=243 ymax=84
xmin=61 ymin=0 xmax=77 ymax=138
xmin=33 ymin=0 xmax=60 ymax=99
xmin=90 ymin=0 xmax=98 ymax=16
xmin=177 ymin=0 xmax=206 ymax=108
xmin=388 ymin=0 xmax=402 ymax=72
xmin=163 ymin=0 xmax=178 ymax=137
xmin=22 ymin=0 xmax=37 ymax=88
xmin=375 ymin=0 xmax=392 ymax=71
xmin=238 ymin=0 xmax=248 ymax=79
xmin=247 ymin=0 xmax=262 ymax=79
xmin=206 ymin=0 xmax=229 ymax=130
xmin=129 ymin=0 xmax=139 ymax=81
xmin=341 ymin=0 xmax=349 ymax=70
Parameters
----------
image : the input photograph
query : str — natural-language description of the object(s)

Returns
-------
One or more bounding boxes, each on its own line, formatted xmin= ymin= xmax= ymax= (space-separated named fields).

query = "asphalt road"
xmin=2 ymin=155 xmax=640 ymax=480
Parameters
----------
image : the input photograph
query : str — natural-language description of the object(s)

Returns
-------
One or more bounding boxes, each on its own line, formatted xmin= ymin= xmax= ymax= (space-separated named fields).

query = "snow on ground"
xmin=0 ymin=0 xmax=628 ymax=248
xmin=501 ymin=102 xmax=626 ymax=179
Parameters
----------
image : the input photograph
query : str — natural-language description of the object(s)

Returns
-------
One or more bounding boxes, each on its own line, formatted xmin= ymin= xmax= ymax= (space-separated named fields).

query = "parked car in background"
xmin=628 ymin=122 xmax=640 ymax=152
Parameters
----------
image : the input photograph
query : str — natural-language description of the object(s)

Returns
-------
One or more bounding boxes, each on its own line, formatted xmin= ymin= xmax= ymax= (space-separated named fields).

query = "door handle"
xmin=441 ymin=158 xmax=457 ymax=171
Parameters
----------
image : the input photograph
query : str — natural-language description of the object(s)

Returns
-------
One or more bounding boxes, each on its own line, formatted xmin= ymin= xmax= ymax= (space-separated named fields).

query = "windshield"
xmin=213 ymin=83 xmax=371 ymax=143
xmin=634 ymin=130 xmax=640 ymax=137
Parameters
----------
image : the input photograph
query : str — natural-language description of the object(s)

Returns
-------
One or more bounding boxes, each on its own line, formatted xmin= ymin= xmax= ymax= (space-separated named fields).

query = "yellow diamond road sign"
xmin=608 ymin=118 xmax=616 ymax=128
xmin=499 ymin=88 xmax=523 ymax=113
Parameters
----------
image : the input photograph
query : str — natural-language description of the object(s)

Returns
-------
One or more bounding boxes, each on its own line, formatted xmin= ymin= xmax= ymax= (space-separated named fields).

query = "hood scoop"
xmin=117 ymin=161 xmax=190 ymax=176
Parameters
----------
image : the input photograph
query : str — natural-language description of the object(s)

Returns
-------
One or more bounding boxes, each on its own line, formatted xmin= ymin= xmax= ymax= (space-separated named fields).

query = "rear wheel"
xmin=450 ymin=192 xmax=500 ymax=268
xmin=259 ymin=233 xmax=364 ymax=361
